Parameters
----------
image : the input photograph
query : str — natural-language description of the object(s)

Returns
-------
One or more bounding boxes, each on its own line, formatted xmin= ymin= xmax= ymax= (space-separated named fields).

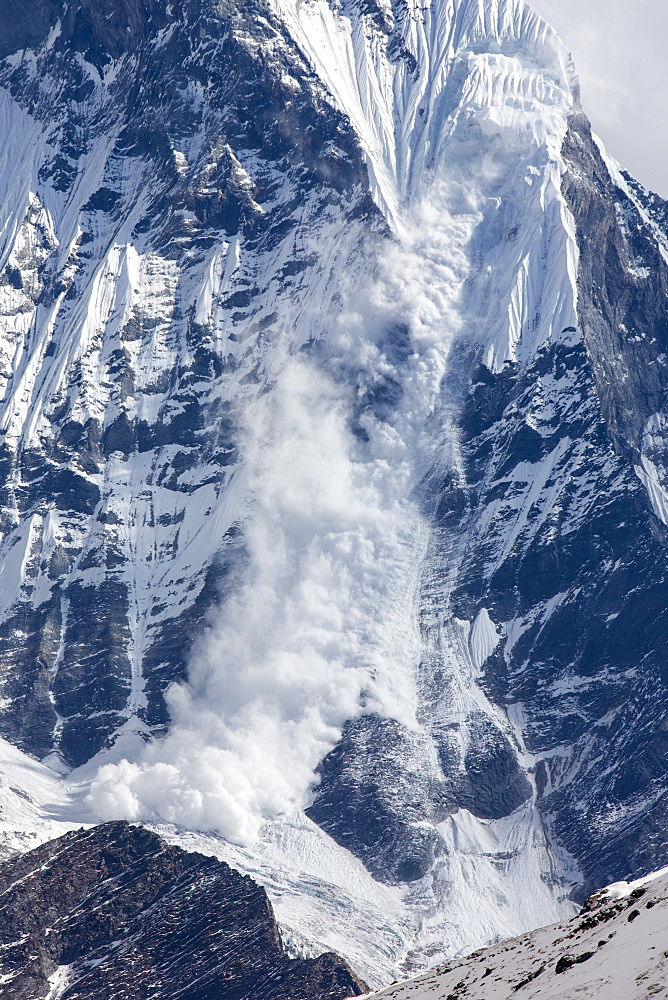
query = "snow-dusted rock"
xmin=0 ymin=0 xmax=665 ymax=988
xmin=361 ymin=864 xmax=668 ymax=999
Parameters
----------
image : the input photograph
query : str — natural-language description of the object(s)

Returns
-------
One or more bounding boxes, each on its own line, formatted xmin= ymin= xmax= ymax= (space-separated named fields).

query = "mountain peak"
xmin=0 ymin=0 xmax=664 ymax=988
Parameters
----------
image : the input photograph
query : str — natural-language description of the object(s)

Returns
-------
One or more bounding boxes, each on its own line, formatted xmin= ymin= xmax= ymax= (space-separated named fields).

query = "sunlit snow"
xmin=0 ymin=0 xmax=636 ymax=986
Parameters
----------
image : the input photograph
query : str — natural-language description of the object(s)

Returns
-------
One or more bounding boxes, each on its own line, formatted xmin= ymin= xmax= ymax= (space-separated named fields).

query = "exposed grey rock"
xmin=0 ymin=821 xmax=367 ymax=999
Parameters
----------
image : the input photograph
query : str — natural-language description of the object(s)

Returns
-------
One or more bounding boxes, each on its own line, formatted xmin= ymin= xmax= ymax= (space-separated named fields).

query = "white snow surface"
xmin=469 ymin=608 xmax=501 ymax=672
xmin=359 ymin=866 xmax=668 ymax=999
xmin=0 ymin=737 xmax=83 ymax=860
xmin=146 ymin=793 xmax=572 ymax=986
xmin=636 ymin=412 xmax=668 ymax=527
xmin=0 ymin=0 xmax=598 ymax=986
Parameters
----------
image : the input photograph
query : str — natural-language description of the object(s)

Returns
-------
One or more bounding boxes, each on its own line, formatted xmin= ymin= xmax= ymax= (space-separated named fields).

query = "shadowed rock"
xmin=0 ymin=821 xmax=367 ymax=999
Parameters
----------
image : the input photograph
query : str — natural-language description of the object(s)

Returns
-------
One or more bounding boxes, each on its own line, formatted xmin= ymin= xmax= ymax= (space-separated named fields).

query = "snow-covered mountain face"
xmin=0 ymin=0 xmax=667 ymax=987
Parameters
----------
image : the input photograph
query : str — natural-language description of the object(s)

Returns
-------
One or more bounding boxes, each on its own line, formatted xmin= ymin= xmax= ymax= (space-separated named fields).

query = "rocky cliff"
xmin=0 ymin=820 xmax=366 ymax=999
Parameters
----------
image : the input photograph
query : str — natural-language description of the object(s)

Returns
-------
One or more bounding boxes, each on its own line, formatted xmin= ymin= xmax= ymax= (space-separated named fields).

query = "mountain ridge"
xmin=0 ymin=0 xmax=664 ymax=987
xmin=0 ymin=819 xmax=367 ymax=999
xmin=359 ymin=861 xmax=668 ymax=999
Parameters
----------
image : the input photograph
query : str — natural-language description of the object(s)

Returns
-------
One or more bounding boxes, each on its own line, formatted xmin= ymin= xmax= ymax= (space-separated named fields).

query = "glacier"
xmin=0 ymin=0 xmax=665 ymax=990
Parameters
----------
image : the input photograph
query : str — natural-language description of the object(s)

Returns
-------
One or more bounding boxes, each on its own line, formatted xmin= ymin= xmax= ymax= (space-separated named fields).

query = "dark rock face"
xmin=0 ymin=1 xmax=168 ymax=64
xmin=437 ymin=115 xmax=668 ymax=899
xmin=307 ymin=716 xmax=448 ymax=884
xmin=562 ymin=114 xmax=668 ymax=460
xmin=0 ymin=821 xmax=367 ymax=999
xmin=546 ymin=115 xmax=668 ymax=895
xmin=0 ymin=1 xmax=61 ymax=61
xmin=307 ymin=711 xmax=532 ymax=885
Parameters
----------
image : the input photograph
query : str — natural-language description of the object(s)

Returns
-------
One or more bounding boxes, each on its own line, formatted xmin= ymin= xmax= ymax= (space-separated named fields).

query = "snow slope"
xmin=360 ymin=866 xmax=668 ymax=999
xmin=0 ymin=736 xmax=79 ymax=859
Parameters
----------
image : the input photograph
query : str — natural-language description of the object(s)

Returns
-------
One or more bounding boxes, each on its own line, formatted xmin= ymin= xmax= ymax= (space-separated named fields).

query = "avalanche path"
xmin=0 ymin=0 xmax=665 ymax=990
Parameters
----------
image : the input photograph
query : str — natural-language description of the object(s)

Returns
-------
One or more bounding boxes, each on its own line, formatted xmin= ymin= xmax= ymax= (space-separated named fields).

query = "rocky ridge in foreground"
xmin=0 ymin=821 xmax=367 ymax=999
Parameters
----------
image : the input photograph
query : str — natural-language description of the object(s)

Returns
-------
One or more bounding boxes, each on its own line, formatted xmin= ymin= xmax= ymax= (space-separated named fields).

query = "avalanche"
xmin=0 ymin=0 xmax=664 ymax=991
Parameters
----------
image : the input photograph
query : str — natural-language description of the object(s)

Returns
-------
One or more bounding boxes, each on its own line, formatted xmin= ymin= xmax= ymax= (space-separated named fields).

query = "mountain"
xmin=359 ymin=863 xmax=668 ymax=999
xmin=0 ymin=0 xmax=666 ymax=989
xmin=0 ymin=819 xmax=366 ymax=999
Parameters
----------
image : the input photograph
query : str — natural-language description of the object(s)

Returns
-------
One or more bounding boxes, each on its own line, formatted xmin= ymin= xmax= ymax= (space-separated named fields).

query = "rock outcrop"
xmin=0 ymin=821 xmax=367 ymax=999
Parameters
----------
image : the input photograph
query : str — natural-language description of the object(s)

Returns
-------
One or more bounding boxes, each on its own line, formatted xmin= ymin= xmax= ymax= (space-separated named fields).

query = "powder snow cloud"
xmin=86 ymin=172 xmax=482 ymax=843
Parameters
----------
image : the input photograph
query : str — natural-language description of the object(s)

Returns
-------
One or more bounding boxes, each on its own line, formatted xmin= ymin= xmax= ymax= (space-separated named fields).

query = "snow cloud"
xmin=89 ymin=354 xmax=422 ymax=842
xmin=87 ymin=18 xmax=579 ymax=845
xmin=87 ymin=177 xmax=481 ymax=844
